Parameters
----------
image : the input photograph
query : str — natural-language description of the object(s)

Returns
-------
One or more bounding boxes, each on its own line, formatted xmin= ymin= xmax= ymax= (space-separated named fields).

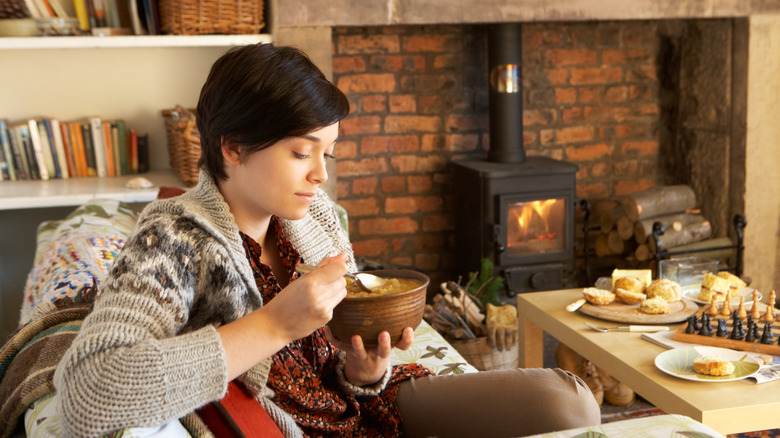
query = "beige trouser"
xmin=396 ymin=367 xmax=601 ymax=437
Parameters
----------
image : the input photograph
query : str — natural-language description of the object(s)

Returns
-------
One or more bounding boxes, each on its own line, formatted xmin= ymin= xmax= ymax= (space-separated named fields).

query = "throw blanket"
xmin=0 ymin=286 xmax=94 ymax=438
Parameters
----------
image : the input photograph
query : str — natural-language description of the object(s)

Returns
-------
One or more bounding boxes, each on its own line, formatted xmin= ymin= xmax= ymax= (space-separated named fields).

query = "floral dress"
xmin=240 ymin=217 xmax=431 ymax=437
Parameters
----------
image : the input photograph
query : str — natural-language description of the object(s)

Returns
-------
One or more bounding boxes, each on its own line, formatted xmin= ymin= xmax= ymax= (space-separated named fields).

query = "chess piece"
xmin=738 ymin=296 xmax=747 ymax=319
xmin=716 ymin=319 xmax=728 ymax=337
xmin=698 ymin=319 xmax=712 ymax=337
xmin=732 ymin=310 xmax=740 ymax=322
xmin=764 ymin=304 xmax=775 ymax=322
xmin=704 ymin=314 xmax=712 ymax=332
xmin=761 ymin=324 xmax=773 ymax=344
xmin=751 ymin=294 xmax=761 ymax=319
xmin=730 ymin=320 xmax=743 ymax=340
xmin=721 ymin=298 xmax=732 ymax=316
xmin=685 ymin=316 xmax=697 ymax=334
xmin=707 ymin=298 xmax=720 ymax=317
xmin=745 ymin=324 xmax=755 ymax=342
xmin=691 ymin=314 xmax=700 ymax=331
xmin=753 ymin=322 xmax=760 ymax=340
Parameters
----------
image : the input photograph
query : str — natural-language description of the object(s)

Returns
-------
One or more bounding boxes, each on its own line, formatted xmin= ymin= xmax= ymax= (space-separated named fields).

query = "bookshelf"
xmin=0 ymin=33 xmax=272 ymax=209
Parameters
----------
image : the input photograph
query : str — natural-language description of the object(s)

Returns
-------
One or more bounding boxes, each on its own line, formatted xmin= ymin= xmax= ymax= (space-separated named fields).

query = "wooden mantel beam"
xmin=275 ymin=0 xmax=780 ymax=28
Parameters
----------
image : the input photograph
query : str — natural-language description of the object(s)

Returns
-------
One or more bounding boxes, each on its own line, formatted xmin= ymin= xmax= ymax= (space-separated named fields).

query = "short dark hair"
xmin=196 ymin=43 xmax=350 ymax=180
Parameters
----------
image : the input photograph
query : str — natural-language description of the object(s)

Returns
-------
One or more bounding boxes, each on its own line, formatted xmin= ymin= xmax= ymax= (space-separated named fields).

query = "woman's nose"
xmin=310 ymin=159 xmax=328 ymax=184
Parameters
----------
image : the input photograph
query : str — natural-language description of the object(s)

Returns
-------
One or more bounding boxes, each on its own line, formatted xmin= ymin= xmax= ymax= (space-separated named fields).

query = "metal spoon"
xmin=296 ymin=263 xmax=386 ymax=293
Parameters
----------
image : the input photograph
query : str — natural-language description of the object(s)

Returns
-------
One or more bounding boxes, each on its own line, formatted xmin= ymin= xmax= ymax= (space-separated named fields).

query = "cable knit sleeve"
xmin=53 ymin=211 xmax=253 ymax=438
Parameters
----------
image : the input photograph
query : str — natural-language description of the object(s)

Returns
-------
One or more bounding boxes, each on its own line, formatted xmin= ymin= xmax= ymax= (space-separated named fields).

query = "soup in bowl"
xmin=328 ymin=269 xmax=429 ymax=347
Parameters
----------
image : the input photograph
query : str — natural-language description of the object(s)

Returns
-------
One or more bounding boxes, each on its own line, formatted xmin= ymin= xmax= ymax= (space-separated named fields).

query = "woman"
xmin=54 ymin=43 xmax=600 ymax=438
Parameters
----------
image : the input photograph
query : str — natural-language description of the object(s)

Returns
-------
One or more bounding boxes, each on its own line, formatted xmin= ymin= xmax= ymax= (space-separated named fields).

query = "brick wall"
xmin=332 ymin=22 xmax=662 ymax=287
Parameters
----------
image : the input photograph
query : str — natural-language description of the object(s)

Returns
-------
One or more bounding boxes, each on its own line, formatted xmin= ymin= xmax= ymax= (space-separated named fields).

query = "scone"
xmin=698 ymin=273 xmax=730 ymax=303
xmin=583 ymin=287 xmax=615 ymax=305
xmin=693 ymin=355 xmax=735 ymax=376
xmin=613 ymin=276 xmax=646 ymax=294
xmin=646 ymin=278 xmax=682 ymax=302
xmin=615 ymin=287 xmax=646 ymax=304
xmin=717 ymin=271 xmax=747 ymax=297
xmin=639 ymin=296 xmax=670 ymax=314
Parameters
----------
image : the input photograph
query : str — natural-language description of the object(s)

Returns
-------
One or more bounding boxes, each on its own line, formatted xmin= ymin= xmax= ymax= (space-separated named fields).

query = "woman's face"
xmin=225 ymin=122 xmax=339 ymax=222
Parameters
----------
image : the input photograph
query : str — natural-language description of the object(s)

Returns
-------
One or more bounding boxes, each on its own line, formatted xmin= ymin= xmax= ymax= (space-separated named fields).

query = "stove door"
xmin=496 ymin=192 xmax=574 ymax=266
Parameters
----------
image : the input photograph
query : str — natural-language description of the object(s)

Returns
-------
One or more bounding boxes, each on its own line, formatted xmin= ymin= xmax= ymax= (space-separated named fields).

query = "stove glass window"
xmin=506 ymin=198 xmax=566 ymax=256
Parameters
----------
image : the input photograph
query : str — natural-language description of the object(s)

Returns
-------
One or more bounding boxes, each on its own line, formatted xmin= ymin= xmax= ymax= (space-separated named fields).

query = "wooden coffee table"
xmin=517 ymin=288 xmax=780 ymax=435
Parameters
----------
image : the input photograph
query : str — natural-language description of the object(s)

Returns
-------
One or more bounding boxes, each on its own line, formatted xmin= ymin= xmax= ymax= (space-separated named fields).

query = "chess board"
xmin=672 ymin=300 xmax=780 ymax=356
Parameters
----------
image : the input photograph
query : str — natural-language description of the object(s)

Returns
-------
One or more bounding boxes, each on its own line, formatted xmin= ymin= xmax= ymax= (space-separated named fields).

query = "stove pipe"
xmin=487 ymin=22 xmax=525 ymax=163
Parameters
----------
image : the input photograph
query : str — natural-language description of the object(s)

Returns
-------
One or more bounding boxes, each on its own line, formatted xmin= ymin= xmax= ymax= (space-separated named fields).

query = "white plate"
xmin=682 ymin=285 xmax=760 ymax=306
xmin=654 ymin=346 xmax=761 ymax=382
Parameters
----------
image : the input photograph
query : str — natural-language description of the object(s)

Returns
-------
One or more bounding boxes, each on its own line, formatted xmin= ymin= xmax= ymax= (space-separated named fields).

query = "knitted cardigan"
xmin=52 ymin=170 xmax=375 ymax=438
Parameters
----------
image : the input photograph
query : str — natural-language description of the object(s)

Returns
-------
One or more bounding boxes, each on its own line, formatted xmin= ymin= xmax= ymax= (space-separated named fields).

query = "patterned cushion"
xmin=19 ymin=199 xmax=137 ymax=327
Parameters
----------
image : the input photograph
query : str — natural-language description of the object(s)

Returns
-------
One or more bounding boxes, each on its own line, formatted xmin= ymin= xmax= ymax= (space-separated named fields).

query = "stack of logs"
xmin=595 ymin=185 xmax=733 ymax=262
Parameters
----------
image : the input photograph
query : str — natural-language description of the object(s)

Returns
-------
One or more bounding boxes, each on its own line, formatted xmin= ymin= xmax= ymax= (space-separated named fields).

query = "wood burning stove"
xmin=452 ymin=22 xmax=579 ymax=297
xmin=453 ymin=157 xmax=578 ymax=296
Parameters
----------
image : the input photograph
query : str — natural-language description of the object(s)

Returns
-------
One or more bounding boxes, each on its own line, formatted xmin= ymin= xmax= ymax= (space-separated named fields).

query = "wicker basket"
xmin=162 ymin=107 xmax=200 ymax=187
xmin=450 ymin=337 xmax=518 ymax=371
xmin=159 ymin=0 xmax=264 ymax=35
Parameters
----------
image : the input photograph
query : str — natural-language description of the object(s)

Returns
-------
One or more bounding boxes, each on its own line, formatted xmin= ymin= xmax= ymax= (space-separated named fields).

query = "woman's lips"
xmin=296 ymin=193 xmax=316 ymax=202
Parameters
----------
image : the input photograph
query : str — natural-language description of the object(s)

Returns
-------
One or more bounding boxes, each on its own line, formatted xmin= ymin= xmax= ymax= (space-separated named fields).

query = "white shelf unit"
xmin=0 ymin=34 xmax=272 ymax=49
xmin=0 ymin=170 xmax=184 ymax=210
xmin=0 ymin=34 xmax=272 ymax=210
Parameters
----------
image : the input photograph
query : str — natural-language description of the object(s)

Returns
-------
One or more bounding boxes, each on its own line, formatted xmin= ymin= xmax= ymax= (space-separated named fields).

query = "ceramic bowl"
xmin=328 ymin=269 xmax=429 ymax=347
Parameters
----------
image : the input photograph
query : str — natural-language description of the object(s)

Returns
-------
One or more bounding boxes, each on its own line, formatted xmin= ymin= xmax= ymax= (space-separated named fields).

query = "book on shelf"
xmin=58 ymin=121 xmax=76 ymax=178
xmin=80 ymin=122 xmax=97 ymax=177
xmin=6 ymin=124 xmax=29 ymax=181
xmin=101 ymin=120 xmax=115 ymax=177
xmin=87 ymin=116 xmax=108 ymax=178
xmin=0 ymin=120 xmax=14 ymax=181
xmin=128 ymin=129 xmax=138 ymax=173
xmin=25 ymin=120 xmax=48 ymax=180
xmin=49 ymin=119 xmax=70 ymax=179
xmin=41 ymin=118 xmax=64 ymax=179
xmin=137 ymin=133 xmax=149 ymax=173
xmin=10 ymin=123 xmax=38 ymax=180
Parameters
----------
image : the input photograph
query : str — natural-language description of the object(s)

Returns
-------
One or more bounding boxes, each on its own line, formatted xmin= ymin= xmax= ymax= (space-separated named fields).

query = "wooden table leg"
xmin=518 ymin=318 xmax=544 ymax=368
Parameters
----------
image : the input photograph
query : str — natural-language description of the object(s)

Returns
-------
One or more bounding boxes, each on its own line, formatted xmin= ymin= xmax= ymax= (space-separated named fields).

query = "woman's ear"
xmin=221 ymin=137 xmax=242 ymax=165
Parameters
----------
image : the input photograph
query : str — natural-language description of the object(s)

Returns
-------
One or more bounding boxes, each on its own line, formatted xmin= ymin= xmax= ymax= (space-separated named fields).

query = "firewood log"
xmin=599 ymin=206 xmax=624 ymax=235
xmin=635 ymin=244 xmax=652 ymax=261
xmin=607 ymin=230 xmax=625 ymax=254
xmin=647 ymin=218 xmax=712 ymax=250
xmin=634 ymin=212 xmax=706 ymax=244
xmin=621 ymin=185 xmax=696 ymax=221
xmin=616 ymin=215 xmax=635 ymax=241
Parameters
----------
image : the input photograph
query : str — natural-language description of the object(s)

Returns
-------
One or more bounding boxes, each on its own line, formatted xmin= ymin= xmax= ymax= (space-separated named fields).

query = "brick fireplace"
xmin=273 ymin=2 xmax=780 ymax=295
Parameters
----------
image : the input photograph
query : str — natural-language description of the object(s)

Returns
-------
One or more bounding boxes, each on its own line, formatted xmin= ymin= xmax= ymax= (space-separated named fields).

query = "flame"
xmin=510 ymin=199 xmax=559 ymax=243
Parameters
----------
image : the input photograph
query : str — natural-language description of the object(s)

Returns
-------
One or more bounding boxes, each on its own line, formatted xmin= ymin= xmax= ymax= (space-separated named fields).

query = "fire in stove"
xmin=506 ymin=198 xmax=566 ymax=256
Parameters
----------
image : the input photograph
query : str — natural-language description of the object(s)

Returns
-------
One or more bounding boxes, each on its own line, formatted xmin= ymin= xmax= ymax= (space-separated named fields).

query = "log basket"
xmin=449 ymin=337 xmax=518 ymax=371
xmin=162 ymin=106 xmax=200 ymax=187
xmin=159 ymin=0 xmax=264 ymax=35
